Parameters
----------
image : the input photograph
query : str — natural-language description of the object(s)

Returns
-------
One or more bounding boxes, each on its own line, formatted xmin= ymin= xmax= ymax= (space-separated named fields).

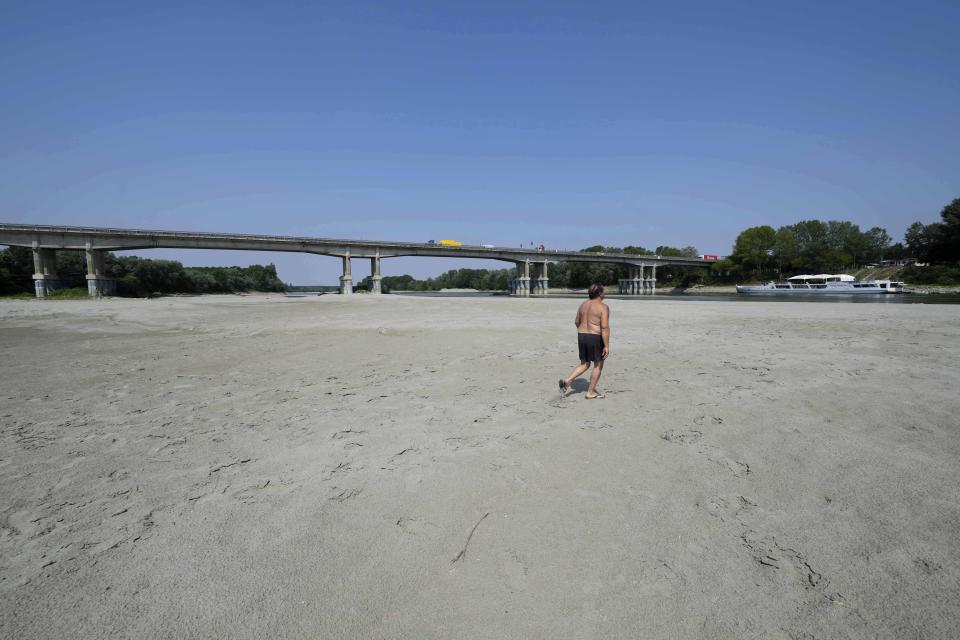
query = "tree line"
xmin=721 ymin=198 xmax=960 ymax=284
xmin=0 ymin=247 xmax=284 ymax=296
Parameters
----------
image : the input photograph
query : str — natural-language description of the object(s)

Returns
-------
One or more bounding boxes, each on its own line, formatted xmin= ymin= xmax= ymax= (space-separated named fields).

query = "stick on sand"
xmin=451 ymin=512 xmax=490 ymax=563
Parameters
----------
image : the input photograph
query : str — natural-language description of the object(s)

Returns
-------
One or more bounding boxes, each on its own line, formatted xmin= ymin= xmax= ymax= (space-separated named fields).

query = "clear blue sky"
xmin=2 ymin=1 xmax=958 ymax=283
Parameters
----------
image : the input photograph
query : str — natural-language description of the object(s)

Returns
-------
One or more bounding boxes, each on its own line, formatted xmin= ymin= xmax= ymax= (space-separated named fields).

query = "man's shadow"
xmin=568 ymin=379 xmax=590 ymax=394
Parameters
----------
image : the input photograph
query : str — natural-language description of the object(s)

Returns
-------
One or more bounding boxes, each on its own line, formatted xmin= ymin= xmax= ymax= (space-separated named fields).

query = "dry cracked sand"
xmin=1 ymin=293 xmax=958 ymax=639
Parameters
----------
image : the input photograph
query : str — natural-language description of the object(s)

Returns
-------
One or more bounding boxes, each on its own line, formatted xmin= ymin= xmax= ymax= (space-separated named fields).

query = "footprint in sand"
xmin=331 ymin=428 xmax=366 ymax=440
xmin=660 ymin=429 xmax=703 ymax=445
xmin=329 ymin=486 xmax=363 ymax=503
xmin=580 ymin=421 xmax=615 ymax=431
xmin=231 ymin=479 xmax=277 ymax=504
xmin=153 ymin=437 xmax=186 ymax=454
xmin=706 ymin=455 xmax=751 ymax=477
xmin=696 ymin=494 xmax=758 ymax=522
xmin=696 ymin=495 xmax=841 ymax=602
xmin=498 ymin=549 xmax=529 ymax=592
xmin=395 ymin=516 xmax=439 ymax=535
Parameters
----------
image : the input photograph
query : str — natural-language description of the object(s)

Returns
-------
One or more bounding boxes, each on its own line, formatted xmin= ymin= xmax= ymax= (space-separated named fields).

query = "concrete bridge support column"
xmin=529 ymin=263 xmax=541 ymax=295
xmin=340 ymin=252 xmax=353 ymax=295
xmin=619 ymin=268 xmax=637 ymax=295
xmin=650 ymin=265 xmax=657 ymax=295
xmin=513 ymin=261 xmax=531 ymax=297
xmin=528 ymin=262 xmax=548 ymax=296
xmin=85 ymin=244 xmax=116 ymax=297
xmin=32 ymin=243 xmax=62 ymax=298
xmin=632 ymin=266 xmax=642 ymax=295
xmin=621 ymin=267 xmax=640 ymax=295
xmin=369 ymin=254 xmax=382 ymax=294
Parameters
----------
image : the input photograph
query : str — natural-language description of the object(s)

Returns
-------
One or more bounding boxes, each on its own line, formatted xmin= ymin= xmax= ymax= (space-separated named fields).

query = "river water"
xmin=393 ymin=291 xmax=960 ymax=305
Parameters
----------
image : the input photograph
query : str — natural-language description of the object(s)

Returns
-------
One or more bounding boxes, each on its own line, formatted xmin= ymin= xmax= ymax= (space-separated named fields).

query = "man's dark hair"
xmin=588 ymin=283 xmax=605 ymax=299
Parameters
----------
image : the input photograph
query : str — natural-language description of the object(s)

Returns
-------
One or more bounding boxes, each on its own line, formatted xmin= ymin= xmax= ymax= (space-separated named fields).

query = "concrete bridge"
xmin=0 ymin=223 xmax=714 ymax=298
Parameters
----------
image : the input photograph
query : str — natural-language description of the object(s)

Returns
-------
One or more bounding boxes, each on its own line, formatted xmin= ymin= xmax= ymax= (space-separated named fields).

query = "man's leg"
xmin=586 ymin=360 xmax=604 ymax=398
xmin=561 ymin=360 xmax=591 ymax=393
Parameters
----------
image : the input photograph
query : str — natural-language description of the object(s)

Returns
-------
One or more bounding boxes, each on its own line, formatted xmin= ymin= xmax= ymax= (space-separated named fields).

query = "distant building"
xmin=880 ymin=258 xmax=924 ymax=267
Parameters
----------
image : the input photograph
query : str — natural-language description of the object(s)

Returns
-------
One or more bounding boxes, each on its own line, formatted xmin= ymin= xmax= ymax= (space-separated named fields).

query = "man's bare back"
xmin=575 ymin=299 xmax=608 ymax=336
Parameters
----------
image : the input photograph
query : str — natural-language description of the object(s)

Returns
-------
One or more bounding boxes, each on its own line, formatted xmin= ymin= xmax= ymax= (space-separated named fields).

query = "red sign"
xmin=702 ymin=254 xmax=718 ymax=261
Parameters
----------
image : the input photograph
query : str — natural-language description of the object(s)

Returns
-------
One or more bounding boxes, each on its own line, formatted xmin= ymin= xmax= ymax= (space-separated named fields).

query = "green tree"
xmin=53 ymin=251 xmax=88 ymax=288
xmin=788 ymin=220 xmax=831 ymax=271
xmin=0 ymin=246 xmax=34 ymax=295
xmin=132 ymin=259 xmax=190 ymax=295
xmin=710 ymin=257 xmax=738 ymax=282
xmin=381 ymin=274 xmax=417 ymax=292
xmin=732 ymin=225 xmax=776 ymax=275
xmin=826 ymin=221 xmax=865 ymax=267
xmin=903 ymin=198 xmax=960 ymax=264
xmin=936 ymin=198 xmax=960 ymax=262
xmin=655 ymin=245 xmax=700 ymax=258
xmin=905 ymin=221 xmax=934 ymax=262
xmin=863 ymin=227 xmax=892 ymax=263
xmin=772 ymin=227 xmax=799 ymax=273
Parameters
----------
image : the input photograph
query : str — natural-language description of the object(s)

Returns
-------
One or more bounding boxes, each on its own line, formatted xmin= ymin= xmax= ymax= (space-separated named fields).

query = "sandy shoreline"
xmin=674 ymin=285 xmax=960 ymax=294
xmin=2 ymin=293 xmax=959 ymax=638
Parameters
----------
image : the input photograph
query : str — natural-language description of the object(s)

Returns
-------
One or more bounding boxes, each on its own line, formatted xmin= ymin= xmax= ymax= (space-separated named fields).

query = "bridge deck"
xmin=0 ymin=223 xmax=711 ymax=267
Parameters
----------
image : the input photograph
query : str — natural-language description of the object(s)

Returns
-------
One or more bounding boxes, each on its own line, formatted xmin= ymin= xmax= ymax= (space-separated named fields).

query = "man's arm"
xmin=574 ymin=303 xmax=583 ymax=329
xmin=601 ymin=304 xmax=610 ymax=359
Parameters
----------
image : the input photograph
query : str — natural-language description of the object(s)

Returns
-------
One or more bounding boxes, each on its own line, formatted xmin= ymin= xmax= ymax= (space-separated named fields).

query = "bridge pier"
xmin=622 ymin=267 xmax=630 ymax=295
xmin=616 ymin=265 xmax=658 ymax=295
xmin=85 ymin=245 xmax=115 ymax=297
xmin=510 ymin=260 xmax=531 ymax=297
xmin=340 ymin=252 xmax=353 ymax=295
xmin=619 ymin=266 xmax=645 ymax=296
xmin=32 ymin=243 xmax=62 ymax=298
xmin=369 ymin=254 xmax=382 ymax=294
xmin=530 ymin=261 xmax=549 ymax=296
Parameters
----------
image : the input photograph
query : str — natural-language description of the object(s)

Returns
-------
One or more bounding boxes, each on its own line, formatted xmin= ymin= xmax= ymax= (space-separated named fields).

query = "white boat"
xmin=736 ymin=274 xmax=905 ymax=295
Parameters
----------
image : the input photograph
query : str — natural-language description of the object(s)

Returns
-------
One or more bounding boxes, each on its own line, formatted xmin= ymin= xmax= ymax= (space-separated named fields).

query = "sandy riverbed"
xmin=1 ymin=294 xmax=958 ymax=639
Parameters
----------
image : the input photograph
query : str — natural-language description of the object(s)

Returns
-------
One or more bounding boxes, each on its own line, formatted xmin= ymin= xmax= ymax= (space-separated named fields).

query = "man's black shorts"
xmin=578 ymin=333 xmax=604 ymax=363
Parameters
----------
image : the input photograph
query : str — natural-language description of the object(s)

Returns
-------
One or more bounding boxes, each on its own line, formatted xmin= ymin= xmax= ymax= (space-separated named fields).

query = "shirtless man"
xmin=559 ymin=282 xmax=610 ymax=399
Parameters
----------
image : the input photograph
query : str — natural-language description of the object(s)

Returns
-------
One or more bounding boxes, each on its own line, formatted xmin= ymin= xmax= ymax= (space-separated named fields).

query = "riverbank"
xmin=677 ymin=284 xmax=960 ymax=295
xmin=2 ymin=294 xmax=958 ymax=639
xmin=904 ymin=285 xmax=960 ymax=294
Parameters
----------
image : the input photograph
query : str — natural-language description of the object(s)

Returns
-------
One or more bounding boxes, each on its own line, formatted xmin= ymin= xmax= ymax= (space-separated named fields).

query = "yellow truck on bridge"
xmin=438 ymin=239 xmax=462 ymax=247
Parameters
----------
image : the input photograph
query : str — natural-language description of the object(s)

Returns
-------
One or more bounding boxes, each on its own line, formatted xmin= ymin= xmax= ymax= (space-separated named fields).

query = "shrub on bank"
xmin=46 ymin=287 xmax=91 ymax=299
xmin=901 ymin=264 xmax=960 ymax=285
